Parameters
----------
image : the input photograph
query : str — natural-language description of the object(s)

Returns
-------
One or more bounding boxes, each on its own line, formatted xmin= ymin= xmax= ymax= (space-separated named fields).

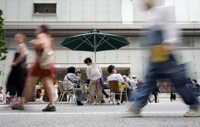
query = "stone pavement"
xmin=0 ymin=101 xmax=199 ymax=127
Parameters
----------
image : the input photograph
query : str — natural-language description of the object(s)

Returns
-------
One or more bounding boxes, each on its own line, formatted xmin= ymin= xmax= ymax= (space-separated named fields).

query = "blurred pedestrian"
xmin=151 ymin=81 xmax=160 ymax=103
xmin=192 ymin=79 xmax=200 ymax=97
xmin=131 ymin=75 xmax=137 ymax=90
xmin=170 ymin=86 xmax=176 ymax=102
xmin=35 ymin=82 xmax=41 ymax=102
xmin=136 ymin=79 xmax=144 ymax=90
xmin=84 ymin=58 xmax=103 ymax=105
xmin=54 ymin=82 xmax=58 ymax=102
xmin=40 ymin=85 xmax=45 ymax=102
xmin=6 ymin=33 xmax=28 ymax=110
xmin=127 ymin=0 xmax=200 ymax=117
xmin=0 ymin=86 xmax=4 ymax=103
xmin=24 ymin=25 xmax=56 ymax=111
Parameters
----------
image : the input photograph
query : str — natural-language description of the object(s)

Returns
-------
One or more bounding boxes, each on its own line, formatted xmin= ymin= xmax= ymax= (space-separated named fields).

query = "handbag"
xmin=39 ymin=41 xmax=54 ymax=69
xmin=100 ymin=76 xmax=104 ymax=86
xmin=84 ymin=79 xmax=90 ymax=84
xmin=84 ymin=77 xmax=103 ymax=85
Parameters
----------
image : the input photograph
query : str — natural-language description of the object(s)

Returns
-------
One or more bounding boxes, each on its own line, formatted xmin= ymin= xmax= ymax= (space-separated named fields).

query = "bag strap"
xmin=67 ymin=75 xmax=76 ymax=84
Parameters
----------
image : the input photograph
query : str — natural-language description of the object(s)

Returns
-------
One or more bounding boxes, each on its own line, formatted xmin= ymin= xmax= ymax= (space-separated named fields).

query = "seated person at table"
xmin=63 ymin=67 xmax=85 ymax=106
xmin=107 ymin=65 xmax=127 ymax=105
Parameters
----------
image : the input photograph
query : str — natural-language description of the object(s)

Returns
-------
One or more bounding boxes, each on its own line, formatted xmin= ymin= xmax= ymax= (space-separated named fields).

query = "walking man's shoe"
xmin=183 ymin=109 xmax=200 ymax=117
xmin=125 ymin=102 xmax=142 ymax=117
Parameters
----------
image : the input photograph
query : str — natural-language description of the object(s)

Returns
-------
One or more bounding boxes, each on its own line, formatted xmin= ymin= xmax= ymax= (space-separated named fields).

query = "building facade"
xmin=0 ymin=0 xmax=200 ymax=86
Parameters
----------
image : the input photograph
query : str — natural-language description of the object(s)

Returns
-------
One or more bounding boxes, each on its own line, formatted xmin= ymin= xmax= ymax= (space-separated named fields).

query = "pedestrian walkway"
xmin=0 ymin=102 xmax=198 ymax=127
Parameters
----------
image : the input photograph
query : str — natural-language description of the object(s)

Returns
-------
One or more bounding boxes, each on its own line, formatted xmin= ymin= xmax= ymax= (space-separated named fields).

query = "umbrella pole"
xmin=94 ymin=33 xmax=96 ymax=63
xmin=95 ymin=49 xmax=96 ymax=63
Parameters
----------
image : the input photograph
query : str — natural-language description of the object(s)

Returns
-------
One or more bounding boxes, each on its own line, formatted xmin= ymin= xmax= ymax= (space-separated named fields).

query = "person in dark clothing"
xmin=186 ymin=78 xmax=192 ymax=84
xmin=151 ymin=83 xmax=160 ymax=103
xmin=6 ymin=33 xmax=28 ymax=110
xmin=192 ymin=79 xmax=200 ymax=97
xmin=136 ymin=79 xmax=144 ymax=90
xmin=171 ymin=86 xmax=176 ymax=102
xmin=101 ymin=85 xmax=110 ymax=103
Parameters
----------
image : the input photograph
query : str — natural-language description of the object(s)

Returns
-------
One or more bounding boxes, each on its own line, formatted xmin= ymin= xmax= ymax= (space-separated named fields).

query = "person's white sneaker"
xmin=122 ymin=102 xmax=132 ymax=112
xmin=183 ymin=109 xmax=200 ymax=117
xmin=129 ymin=107 xmax=142 ymax=117
xmin=123 ymin=102 xmax=142 ymax=117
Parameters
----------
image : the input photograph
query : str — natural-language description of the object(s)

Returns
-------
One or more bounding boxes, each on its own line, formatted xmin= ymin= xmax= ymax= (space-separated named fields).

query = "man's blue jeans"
xmin=129 ymin=59 xmax=199 ymax=110
xmin=73 ymin=88 xmax=85 ymax=101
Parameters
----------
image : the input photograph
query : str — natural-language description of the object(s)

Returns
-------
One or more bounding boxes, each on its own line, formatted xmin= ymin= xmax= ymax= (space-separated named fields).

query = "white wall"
xmin=0 ymin=0 xmax=122 ymax=25
xmin=0 ymin=0 xmax=200 ymax=25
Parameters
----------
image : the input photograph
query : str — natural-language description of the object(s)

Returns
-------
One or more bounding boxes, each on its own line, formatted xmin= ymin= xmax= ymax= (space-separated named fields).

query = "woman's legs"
xmin=42 ymin=77 xmax=55 ymax=106
xmin=23 ymin=76 xmax=40 ymax=101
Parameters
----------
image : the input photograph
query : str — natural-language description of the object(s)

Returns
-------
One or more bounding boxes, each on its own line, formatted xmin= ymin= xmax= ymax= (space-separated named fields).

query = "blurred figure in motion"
xmin=54 ymin=82 xmax=58 ymax=102
xmin=127 ymin=0 xmax=200 ymax=117
xmin=35 ymin=82 xmax=42 ymax=102
xmin=131 ymin=75 xmax=137 ymax=90
xmin=192 ymin=79 xmax=200 ymax=97
xmin=6 ymin=33 xmax=28 ymax=110
xmin=0 ymin=86 xmax=4 ymax=103
xmin=24 ymin=25 xmax=56 ymax=111
xmin=170 ymin=86 xmax=176 ymax=102
xmin=150 ymin=81 xmax=160 ymax=103
xmin=136 ymin=79 xmax=144 ymax=90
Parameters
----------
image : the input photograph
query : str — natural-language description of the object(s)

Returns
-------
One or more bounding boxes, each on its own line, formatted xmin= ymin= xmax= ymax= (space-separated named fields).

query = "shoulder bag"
xmin=39 ymin=39 xmax=54 ymax=69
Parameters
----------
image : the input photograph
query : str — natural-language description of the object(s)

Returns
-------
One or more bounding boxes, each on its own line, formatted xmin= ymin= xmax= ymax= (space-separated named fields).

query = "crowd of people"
xmin=1 ymin=25 xmax=57 ymax=111
xmin=0 ymin=0 xmax=200 ymax=118
xmin=62 ymin=58 xmax=142 ymax=105
xmin=0 ymin=24 xmax=146 ymax=111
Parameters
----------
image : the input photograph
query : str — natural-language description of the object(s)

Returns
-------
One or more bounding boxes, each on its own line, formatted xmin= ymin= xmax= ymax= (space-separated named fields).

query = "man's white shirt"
xmin=107 ymin=74 xmax=124 ymax=85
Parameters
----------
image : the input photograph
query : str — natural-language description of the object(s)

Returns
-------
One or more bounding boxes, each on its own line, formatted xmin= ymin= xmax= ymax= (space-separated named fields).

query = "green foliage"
xmin=0 ymin=9 xmax=8 ymax=75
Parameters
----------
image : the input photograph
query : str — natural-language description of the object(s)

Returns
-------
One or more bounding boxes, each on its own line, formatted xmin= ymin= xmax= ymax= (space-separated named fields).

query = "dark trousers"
xmin=130 ymin=58 xmax=199 ymax=110
xmin=153 ymin=94 xmax=157 ymax=103
xmin=171 ymin=92 xmax=176 ymax=101
xmin=148 ymin=94 xmax=158 ymax=103
xmin=102 ymin=89 xmax=109 ymax=98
